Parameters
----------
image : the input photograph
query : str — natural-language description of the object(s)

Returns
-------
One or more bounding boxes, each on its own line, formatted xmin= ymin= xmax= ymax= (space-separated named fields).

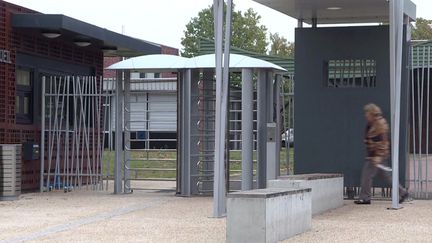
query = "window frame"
xmin=16 ymin=67 xmax=34 ymax=124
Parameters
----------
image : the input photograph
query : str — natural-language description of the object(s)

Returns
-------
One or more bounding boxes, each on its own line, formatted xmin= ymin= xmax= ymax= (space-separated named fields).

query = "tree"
xmin=269 ymin=32 xmax=294 ymax=58
xmin=181 ymin=4 xmax=268 ymax=57
xmin=412 ymin=18 xmax=432 ymax=40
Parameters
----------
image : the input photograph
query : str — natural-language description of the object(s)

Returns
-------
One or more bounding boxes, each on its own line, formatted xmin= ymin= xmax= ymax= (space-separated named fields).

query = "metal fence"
xmin=40 ymin=76 xmax=108 ymax=192
xmin=409 ymin=41 xmax=432 ymax=199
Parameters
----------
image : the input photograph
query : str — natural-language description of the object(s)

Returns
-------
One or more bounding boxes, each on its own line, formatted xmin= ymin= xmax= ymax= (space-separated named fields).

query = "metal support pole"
xmin=114 ymin=70 xmax=123 ymax=194
xmin=297 ymin=19 xmax=303 ymax=28
xmin=389 ymin=0 xmax=404 ymax=209
xmin=222 ymin=0 xmax=232 ymax=197
xmin=275 ymin=74 xmax=282 ymax=176
xmin=124 ymin=71 xmax=131 ymax=193
xmin=213 ymin=0 xmax=228 ymax=217
xmin=40 ymin=76 xmax=46 ymax=192
xmin=241 ymin=68 xmax=253 ymax=190
xmin=180 ymin=69 xmax=191 ymax=196
xmin=190 ymin=70 xmax=200 ymax=194
xmin=312 ymin=18 xmax=318 ymax=28
xmin=257 ymin=70 xmax=267 ymax=188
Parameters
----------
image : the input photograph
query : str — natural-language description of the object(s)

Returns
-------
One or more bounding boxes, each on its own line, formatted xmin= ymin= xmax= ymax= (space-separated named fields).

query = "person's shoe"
xmin=354 ymin=199 xmax=371 ymax=205
xmin=399 ymin=193 xmax=409 ymax=204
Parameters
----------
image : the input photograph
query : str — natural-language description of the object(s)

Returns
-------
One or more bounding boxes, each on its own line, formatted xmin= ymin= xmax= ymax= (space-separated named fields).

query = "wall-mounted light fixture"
xmin=74 ymin=41 xmax=91 ymax=47
xmin=42 ymin=31 xmax=61 ymax=39
xmin=102 ymin=46 xmax=118 ymax=55
xmin=326 ymin=7 xmax=342 ymax=10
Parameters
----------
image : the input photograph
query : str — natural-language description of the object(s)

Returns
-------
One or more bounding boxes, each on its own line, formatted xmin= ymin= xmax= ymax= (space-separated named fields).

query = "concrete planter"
xmin=268 ymin=173 xmax=344 ymax=215
xmin=227 ymin=188 xmax=311 ymax=243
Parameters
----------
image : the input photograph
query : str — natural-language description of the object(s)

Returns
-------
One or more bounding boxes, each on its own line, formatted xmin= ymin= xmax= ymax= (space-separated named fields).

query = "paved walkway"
xmin=0 ymin=184 xmax=431 ymax=242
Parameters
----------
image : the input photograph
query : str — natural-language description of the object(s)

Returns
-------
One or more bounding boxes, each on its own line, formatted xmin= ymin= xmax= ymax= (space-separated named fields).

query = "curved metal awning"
xmin=106 ymin=54 xmax=189 ymax=71
xmin=106 ymin=53 xmax=287 ymax=72
xmin=186 ymin=53 xmax=287 ymax=72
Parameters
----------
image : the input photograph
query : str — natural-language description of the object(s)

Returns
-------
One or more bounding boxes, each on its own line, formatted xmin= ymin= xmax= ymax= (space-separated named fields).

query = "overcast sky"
xmin=5 ymin=0 xmax=432 ymax=51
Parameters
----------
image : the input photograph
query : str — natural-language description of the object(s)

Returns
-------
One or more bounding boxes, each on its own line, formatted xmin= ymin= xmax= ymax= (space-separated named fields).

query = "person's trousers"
xmin=359 ymin=160 xmax=407 ymax=201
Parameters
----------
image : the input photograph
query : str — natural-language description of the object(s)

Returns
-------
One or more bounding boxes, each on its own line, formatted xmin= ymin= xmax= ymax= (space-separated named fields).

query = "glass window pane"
xmin=16 ymin=96 xmax=20 ymax=113
xmin=23 ymin=96 xmax=29 ymax=114
xmin=16 ymin=69 xmax=31 ymax=86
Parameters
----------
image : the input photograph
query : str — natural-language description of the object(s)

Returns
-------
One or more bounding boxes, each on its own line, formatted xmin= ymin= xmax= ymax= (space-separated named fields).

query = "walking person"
xmin=355 ymin=103 xmax=409 ymax=204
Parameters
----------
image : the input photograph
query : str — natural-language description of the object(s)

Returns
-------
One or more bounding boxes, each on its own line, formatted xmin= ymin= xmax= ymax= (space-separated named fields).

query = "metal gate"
xmin=192 ymin=73 xmax=295 ymax=194
xmin=409 ymin=40 xmax=432 ymax=199
xmin=122 ymin=77 xmax=178 ymax=192
xmin=40 ymin=76 xmax=107 ymax=192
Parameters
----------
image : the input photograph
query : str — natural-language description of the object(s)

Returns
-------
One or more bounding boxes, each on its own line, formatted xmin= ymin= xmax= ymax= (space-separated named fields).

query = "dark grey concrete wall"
xmin=294 ymin=26 xmax=408 ymax=187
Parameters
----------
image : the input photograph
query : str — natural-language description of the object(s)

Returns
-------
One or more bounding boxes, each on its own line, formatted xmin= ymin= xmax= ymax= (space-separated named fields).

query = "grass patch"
xmin=102 ymin=148 xmax=294 ymax=179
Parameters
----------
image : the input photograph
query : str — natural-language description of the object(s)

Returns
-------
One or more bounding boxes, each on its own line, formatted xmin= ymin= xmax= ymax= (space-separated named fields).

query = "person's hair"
xmin=364 ymin=103 xmax=382 ymax=116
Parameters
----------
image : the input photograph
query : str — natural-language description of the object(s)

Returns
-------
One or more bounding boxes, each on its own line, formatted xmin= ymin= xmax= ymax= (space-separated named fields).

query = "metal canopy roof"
xmin=11 ymin=14 xmax=162 ymax=57
xmin=187 ymin=53 xmax=286 ymax=71
xmin=253 ymin=0 xmax=416 ymax=24
xmin=107 ymin=54 xmax=189 ymax=71
xmin=106 ymin=53 xmax=287 ymax=72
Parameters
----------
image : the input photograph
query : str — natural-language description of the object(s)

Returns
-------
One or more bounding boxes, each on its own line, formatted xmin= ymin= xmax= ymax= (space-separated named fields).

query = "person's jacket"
xmin=364 ymin=116 xmax=389 ymax=164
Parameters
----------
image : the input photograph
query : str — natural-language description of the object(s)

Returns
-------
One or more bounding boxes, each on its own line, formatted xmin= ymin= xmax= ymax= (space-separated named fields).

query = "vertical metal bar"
xmin=389 ymin=0 xmax=404 ymax=208
xmin=114 ymin=71 xmax=123 ymax=194
xmin=285 ymin=78 xmax=290 ymax=174
xmin=98 ymin=76 xmax=105 ymax=190
xmin=190 ymin=70 xmax=200 ymax=194
xmin=65 ymin=77 xmax=70 ymax=190
xmin=55 ymin=77 xmax=66 ymax=189
xmin=257 ymin=70 xmax=267 ymax=188
xmin=91 ymin=77 xmax=96 ymax=188
xmin=241 ymin=68 xmax=253 ymax=190
xmin=222 ymin=0 xmax=232 ymax=206
xmin=213 ymin=0 xmax=227 ymax=217
xmin=275 ymin=75 xmax=282 ymax=176
xmin=180 ymin=69 xmax=191 ymax=196
xmin=426 ymin=46 xmax=430 ymax=199
xmin=176 ymin=73 xmax=182 ymax=195
xmin=411 ymin=45 xmax=417 ymax=198
xmin=297 ymin=19 xmax=303 ymax=28
xmin=419 ymin=46 xmax=426 ymax=197
xmin=40 ymin=76 xmax=46 ymax=192
xmin=124 ymin=71 xmax=131 ymax=193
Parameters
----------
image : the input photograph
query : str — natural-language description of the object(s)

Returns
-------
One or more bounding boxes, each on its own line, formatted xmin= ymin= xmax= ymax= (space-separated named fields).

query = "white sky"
xmin=4 ymin=0 xmax=432 ymax=51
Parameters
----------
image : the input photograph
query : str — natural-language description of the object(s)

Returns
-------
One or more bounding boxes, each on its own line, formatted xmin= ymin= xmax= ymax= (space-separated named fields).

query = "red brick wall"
xmin=161 ymin=45 xmax=179 ymax=56
xmin=0 ymin=0 xmax=103 ymax=190
xmin=103 ymin=56 xmax=121 ymax=79
xmin=161 ymin=45 xmax=179 ymax=78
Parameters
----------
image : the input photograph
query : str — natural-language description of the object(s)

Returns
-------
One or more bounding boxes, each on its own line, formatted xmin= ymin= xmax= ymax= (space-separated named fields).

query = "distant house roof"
xmin=411 ymin=40 xmax=432 ymax=69
xmin=11 ymin=14 xmax=161 ymax=57
xmin=198 ymin=38 xmax=294 ymax=76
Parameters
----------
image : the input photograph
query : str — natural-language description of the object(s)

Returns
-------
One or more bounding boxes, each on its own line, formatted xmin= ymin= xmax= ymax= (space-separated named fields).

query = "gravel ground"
xmin=0 ymin=182 xmax=431 ymax=243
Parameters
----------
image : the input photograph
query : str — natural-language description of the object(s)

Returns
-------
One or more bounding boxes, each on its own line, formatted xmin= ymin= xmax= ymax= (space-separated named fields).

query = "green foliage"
xmin=412 ymin=18 xmax=432 ymax=40
xmin=181 ymin=4 xmax=268 ymax=57
xmin=269 ymin=32 xmax=295 ymax=58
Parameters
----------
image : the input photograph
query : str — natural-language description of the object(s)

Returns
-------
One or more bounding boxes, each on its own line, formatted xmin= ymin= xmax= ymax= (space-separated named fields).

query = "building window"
xmin=325 ymin=59 xmax=377 ymax=88
xmin=16 ymin=68 xmax=33 ymax=124
xmin=138 ymin=72 xmax=161 ymax=79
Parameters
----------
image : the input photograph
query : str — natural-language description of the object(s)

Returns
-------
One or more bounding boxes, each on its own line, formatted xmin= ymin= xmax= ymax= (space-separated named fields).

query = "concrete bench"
xmin=268 ymin=173 xmax=343 ymax=215
xmin=227 ymin=188 xmax=311 ymax=243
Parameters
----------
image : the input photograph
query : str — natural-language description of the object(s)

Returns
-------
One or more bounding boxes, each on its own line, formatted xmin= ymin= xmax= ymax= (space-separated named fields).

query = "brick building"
xmin=0 ymin=0 xmax=168 ymax=190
